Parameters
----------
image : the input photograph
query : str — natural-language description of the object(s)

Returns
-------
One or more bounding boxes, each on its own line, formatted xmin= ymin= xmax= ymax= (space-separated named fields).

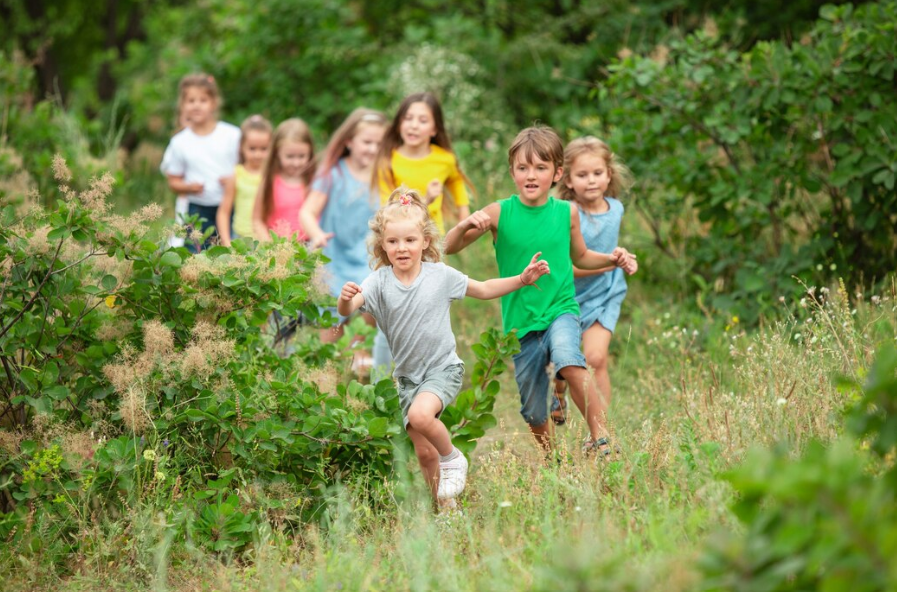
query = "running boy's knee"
xmin=585 ymin=351 xmax=608 ymax=371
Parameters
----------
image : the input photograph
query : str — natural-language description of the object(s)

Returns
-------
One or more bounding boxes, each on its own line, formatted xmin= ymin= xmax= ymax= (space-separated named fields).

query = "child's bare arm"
xmin=444 ymin=202 xmax=500 ymax=254
xmin=466 ymin=252 xmax=550 ymax=300
xmin=217 ymin=176 xmax=236 ymax=246
xmin=166 ymin=174 xmax=203 ymax=196
xmin=573 ymin=265 xmax=615 ymax=278
xmin=569 ymin=204 xmax=639 ymax=274
xmin=337 ymin=281 xmax=366 ymax=316
xmin=300 ymin=189 xmax=334 ymax=249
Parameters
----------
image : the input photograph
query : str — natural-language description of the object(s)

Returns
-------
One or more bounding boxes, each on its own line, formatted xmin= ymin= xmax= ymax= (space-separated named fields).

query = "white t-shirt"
xmin=160 ymin=122 xmax=241 ymax=207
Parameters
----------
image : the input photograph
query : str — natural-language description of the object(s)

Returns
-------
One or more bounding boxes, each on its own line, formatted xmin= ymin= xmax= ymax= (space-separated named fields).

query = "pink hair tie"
xmin=399 ymin=193 xmax=413 ymax=206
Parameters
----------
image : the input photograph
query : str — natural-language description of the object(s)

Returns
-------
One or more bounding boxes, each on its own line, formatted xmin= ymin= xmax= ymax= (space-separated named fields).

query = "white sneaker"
xmin=437 ymin=450 xmax=468 ymax=500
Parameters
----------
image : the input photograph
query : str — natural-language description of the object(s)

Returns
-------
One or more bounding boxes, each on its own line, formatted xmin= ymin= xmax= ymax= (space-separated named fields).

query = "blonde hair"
xmin=368 ymin=186 xmax=442 ymax=270
xmin=558 ymin=136 xmax=634 ymax=202
xmin=315 ymin=108 xmax=387 ymax=183
xmin=258 ymin=118 xmax=315 ymax=224
xmin=508 ymin=125 xmax=564 ymax=171
xmin=238 ymin=114 xmax=273 ymax=164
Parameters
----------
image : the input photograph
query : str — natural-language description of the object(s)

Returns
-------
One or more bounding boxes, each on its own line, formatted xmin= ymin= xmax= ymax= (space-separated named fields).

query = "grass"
xmin=5 ymin=154 xmax=895 ymax=590
xmin=7 ymin=269 xmax=891 ymax=591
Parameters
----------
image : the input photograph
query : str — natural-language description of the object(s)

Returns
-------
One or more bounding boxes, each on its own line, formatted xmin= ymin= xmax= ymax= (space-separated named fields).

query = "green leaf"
xmin=160 ymin=251 xmax=182 ymax=268
xmin=101 ymin=274 xmax=118 ymax=291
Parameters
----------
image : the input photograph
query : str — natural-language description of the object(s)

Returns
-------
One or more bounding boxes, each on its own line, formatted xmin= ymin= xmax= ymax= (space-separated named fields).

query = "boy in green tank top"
xmin=444 ymin=126 xmax=638 ymax=456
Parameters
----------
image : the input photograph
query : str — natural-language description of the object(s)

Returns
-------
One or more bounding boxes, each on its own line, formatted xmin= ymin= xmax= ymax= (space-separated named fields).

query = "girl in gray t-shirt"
xmin=338 ymin=187 xmax=549 ymax=505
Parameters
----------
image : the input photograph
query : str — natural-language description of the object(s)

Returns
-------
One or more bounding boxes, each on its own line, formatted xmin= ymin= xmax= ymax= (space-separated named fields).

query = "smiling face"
xmin=277 ymin=140 xmax=312 ymax=179
xmin=511 ymin=153 xmax=563 ymax=206
xmin=382 ymin=218 xmax=429 ymax=274
xmin=346 ymin=123 xmax=385 ymax=169
xmin=565 ymin=153 xmax=612 ymax=208
xmin=399 ymin=102 xmax=437 ymax=151
xmin=182 ymin=86 xmax=216 ymax=128
xmin=241 ymin=130 xmax=271 ymax=171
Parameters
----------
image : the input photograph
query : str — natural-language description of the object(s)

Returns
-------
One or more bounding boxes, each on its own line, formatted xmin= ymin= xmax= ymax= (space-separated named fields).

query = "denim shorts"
xmin=512 ymin=313 xmax=586 ymax=427
xmin=396 ymin=363 xmax=464 ymax=430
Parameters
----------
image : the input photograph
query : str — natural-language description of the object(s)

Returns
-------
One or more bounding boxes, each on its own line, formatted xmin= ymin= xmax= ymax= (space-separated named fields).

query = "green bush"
xmin=0 ymin=158 xmax=514 ymax=564
xmin=595 ymin=1 xmax=897 ymax=322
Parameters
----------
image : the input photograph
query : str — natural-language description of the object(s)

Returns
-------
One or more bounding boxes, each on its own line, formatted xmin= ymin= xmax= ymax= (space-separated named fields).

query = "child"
xmin=217 ymin=115 xmax=273 ymax=246
xmin=300 ymin=108 xmax=387 ymax=345
xmin=338 ymin=187 xmax=550 ymax=501
xmin=443 ymin=126 xmax=638 ymax=457
xmin=374 ymin=92 xmax=472 ymax=235
xmin=252 ymin=118 xmax=315 ymax=242
xmin=551 ymin=137 xmax=634 ymax=426
xmin=160 ymin=73 xmax=241 ymax=252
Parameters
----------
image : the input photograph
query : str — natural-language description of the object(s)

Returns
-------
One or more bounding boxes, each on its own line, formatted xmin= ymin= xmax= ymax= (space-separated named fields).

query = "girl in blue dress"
xmin=552 ymin=137 xmax=634 ymax=428
xmin=300 ymin=108 xmax=388 ymax=353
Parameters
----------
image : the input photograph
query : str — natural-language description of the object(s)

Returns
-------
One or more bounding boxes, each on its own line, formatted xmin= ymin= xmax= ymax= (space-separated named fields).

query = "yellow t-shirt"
xmin=378 ymin=145 xmax=470 ymax=233
xmin=233 ymin=164 xmax=262 ymax=238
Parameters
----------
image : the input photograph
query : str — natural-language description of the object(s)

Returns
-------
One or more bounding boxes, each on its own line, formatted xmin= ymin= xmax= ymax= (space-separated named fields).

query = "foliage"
xmin=0 ymin=159 xmax=515 ymax=567
xmin=698 ymin=343 xmax=897 ymax=590
xmin=595 ymin=1 xmax=897 ymax=322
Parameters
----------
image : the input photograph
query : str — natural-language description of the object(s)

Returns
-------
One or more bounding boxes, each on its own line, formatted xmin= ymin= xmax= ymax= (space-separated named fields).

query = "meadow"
xmin=3 ymin=1 xmax=897 ymax=589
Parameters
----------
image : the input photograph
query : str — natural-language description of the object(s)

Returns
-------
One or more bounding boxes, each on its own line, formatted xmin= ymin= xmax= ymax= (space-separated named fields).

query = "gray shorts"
xmin=396 ymin=363 xmax=464 ymax=430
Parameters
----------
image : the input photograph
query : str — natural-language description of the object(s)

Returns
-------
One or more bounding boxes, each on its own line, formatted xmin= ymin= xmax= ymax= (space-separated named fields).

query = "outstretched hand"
xmin=610 ymin=247 xmax=639 ymax=275
xmin=310 ymin=232 xmax=335 ymax=249
xmin=339 ymin=281 xmax=362 ymax=302
xmin=520 ymin=252 xmax=551 ymax=286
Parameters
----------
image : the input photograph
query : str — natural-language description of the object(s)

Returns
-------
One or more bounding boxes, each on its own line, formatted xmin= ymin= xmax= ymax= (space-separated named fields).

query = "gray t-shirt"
xmin=361 ymin=262 xmax=468 ymax=383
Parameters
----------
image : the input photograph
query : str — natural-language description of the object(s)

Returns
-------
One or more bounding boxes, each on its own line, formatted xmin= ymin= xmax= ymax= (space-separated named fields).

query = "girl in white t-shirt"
xmin=160 ymin=73 xmax=241 ymax=252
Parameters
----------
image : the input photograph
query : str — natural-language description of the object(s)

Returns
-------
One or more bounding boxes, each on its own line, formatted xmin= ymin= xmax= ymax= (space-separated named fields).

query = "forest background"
xmin=1 ymin=0 xmax=896 ymax=590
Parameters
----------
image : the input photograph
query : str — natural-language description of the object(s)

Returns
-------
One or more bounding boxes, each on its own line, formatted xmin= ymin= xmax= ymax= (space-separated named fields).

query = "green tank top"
xmin=495 ymin=195 xmax=579 ymax=338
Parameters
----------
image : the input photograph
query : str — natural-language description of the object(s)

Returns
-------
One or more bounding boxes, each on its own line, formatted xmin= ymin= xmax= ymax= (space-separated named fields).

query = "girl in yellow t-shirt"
xmin=374 ymin=92 xmax=473 ymax=234
xmin=217 ymin=115 xmax=272 ymax=246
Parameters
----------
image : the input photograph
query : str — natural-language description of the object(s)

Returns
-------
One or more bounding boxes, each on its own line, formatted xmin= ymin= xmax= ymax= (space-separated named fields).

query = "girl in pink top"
xmin=253 ymin=118 xmax=315 ymax=241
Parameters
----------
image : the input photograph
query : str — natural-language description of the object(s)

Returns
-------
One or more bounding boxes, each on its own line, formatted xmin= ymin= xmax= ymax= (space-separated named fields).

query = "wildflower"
xmin=154 ymin=471 xmax=166 ymax=482
xmin=574 ymin=506 xmax=582 ymax=512
xmin=163 ymin=439 xmax=169 ymax=448
xmin=776 ymin=398 xmax=787 ymax=406
xmin=143 ymin=449 xmax=156 ymax=461
xmin=499 ymin=501 xmax=512 ymax=508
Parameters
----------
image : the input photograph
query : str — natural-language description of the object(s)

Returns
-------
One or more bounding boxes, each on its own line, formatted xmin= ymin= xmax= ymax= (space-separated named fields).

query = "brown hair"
xmin=372 ymin=92 xmax=473 ymax=196
xmin=176 ymin=73 xmax=221 ymax=126
xmin=558 ymin=136 xmax=634 ymax=202
xmin=238 ymin=114 xmax=273 ymax=165
xmin=368 ymin=186 xmax=442 ymax=270
xmin=258 ymin=118 xmax=315 ymax=224
xmin=315 ymin=108 xmax=387 ymax=184
xmin=507 ymin=125 xmax=565 ymax=179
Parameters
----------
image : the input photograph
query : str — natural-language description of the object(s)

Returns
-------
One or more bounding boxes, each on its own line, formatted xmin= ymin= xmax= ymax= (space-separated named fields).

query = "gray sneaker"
xmin=437 ymin=451 xmax=468 ymax=499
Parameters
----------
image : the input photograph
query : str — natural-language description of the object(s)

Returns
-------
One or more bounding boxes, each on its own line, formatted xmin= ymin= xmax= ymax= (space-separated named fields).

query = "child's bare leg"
xmin=529 ymin=420 xmax=554 ymax=452
xmin=551 ymin=378 xmax=567 ymax=424
xmin=582 ymin=323 xmax=613 ymax=406
xmin=558 ymin=365 xmax=609 ymax=442
xmin=406 ymin=393 xmax=452 ymax=456
xmin=406 ymin=426 xmax=440 ymax=498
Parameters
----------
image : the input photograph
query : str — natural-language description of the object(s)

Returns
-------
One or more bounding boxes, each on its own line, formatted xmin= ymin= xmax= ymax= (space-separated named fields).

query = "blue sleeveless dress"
xmin=574 ymin=198 xmax=628 ymax=334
